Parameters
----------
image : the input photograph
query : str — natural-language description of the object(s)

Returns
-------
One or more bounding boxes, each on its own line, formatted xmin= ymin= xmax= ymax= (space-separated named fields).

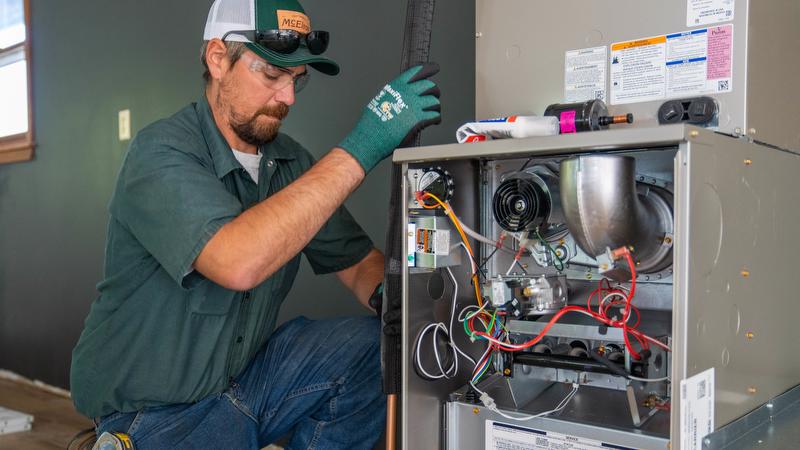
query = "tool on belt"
xmin=93 ymin=432 xmax=134 ymax=450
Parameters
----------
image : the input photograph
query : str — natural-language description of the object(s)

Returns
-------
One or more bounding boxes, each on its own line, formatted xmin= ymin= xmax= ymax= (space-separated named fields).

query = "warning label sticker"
xmin=610 ymin=25 xmax=733 ymax=105
xmin=688 ymin=0 xmax=735 ymax=27
xmin=564 ymin=46 xmax=607 ymax=102
xmin=680 ymin=367 xmax=715 ymax=450
xmin=485 ymin=421 xmax=637 ymax=450
xmin=610 ymin=36 xmax=667 ymax=105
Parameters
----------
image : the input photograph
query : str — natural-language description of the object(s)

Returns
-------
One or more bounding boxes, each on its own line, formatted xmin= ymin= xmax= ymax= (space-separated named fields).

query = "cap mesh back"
xmin=215 ymin=0 xmax=253 ymax=25
xmin=203 ymin=0 xmax=256 ymax=41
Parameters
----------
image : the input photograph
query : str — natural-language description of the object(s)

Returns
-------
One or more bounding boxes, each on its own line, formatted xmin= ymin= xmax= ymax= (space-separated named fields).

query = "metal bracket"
xmin=626 ymin=384 xmax=660 ymax=429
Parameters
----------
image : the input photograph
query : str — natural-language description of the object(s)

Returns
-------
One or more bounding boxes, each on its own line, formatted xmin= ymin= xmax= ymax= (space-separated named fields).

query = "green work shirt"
xmin=70 ymin=95 xmax=373 ymax=418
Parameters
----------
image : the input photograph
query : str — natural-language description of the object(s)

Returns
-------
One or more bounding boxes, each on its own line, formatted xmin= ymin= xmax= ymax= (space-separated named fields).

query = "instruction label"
xmin=564 ymin=46 xmax=607 ymax=102
xmin=485 ymin=421 xmax=637 ymax=450
xmin=688 ymin=0 xmax=735 ymax=27
xmin=680 ymin=367 xmax=715 ymax=450
xmin=415 ymin=228 xmax=450 ymax=256
xmin=610 ymin=25 xmax=733 ymax=105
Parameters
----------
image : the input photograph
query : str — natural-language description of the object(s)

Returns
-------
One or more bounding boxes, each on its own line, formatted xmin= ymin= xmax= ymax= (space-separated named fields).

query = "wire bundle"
xmin=413 ymin=267 xmax=477 ymax=380
xmin=411 ymin=191 xmax=671 ymax=420
xmin=464 ymin=247 xmax=670 ymax=359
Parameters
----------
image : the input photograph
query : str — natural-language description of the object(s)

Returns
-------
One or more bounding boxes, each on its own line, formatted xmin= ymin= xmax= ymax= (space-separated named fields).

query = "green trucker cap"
xmin=203 ymin=0 xmax=340 ymax=75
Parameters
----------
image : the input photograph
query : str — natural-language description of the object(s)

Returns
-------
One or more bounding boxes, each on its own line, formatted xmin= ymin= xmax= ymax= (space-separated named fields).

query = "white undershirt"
xmin=232 ymin=149 xmax=263 ymax=184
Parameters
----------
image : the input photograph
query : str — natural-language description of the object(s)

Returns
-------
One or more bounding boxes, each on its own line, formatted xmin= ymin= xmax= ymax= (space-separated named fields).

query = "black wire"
xmin=519 ymin=157 xmax=534 ymax=172
xmin=467 ymin=250 xmax=488 ymax=281
xmin=477 ymin=246 xmax=500 ymax=273
xmin=589 ymin=349 xmax=631 ymax=379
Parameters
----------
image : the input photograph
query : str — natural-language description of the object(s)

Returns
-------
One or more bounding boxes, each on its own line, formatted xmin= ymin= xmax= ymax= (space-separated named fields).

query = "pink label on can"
xmin=560 ymin=110 xmax=577 ymax=134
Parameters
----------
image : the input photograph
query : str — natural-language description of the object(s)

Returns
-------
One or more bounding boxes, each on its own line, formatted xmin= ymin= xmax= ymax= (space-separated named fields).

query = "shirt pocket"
xmin=187 ymin=281 xmax=236 ymax=315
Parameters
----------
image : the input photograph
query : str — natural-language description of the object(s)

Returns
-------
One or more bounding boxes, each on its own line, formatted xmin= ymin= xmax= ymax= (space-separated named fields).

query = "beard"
xmin=217 ymin=78 xmax=290 ymax=147
xmin=229 ymin=103 xmax=289 ymax=146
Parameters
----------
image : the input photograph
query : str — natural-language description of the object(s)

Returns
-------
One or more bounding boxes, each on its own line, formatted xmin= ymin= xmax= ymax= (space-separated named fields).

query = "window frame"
xmin=0 ymin=0 xmax=34 ymax=164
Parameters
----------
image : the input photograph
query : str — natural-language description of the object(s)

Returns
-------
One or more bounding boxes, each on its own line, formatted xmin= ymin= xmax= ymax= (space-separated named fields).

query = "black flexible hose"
xmin=381 ymin=0 xmax=437 ymax=396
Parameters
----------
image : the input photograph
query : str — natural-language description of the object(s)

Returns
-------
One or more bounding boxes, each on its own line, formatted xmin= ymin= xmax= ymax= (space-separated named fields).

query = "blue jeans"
xmin=96 ymin=316 xmax=385 ymax=450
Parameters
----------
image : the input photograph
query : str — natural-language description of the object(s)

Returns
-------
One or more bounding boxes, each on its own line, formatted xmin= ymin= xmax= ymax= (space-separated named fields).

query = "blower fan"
xmin=492 ymin=173 xmax=552 ymax=232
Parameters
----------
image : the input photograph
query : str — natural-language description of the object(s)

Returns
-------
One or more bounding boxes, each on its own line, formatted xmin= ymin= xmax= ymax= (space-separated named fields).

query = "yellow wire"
xmin=419 ymin=192 xmax=485 ymax=307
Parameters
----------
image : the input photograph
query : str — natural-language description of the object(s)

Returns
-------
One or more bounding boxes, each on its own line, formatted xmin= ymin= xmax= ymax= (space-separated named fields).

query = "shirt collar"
xmin=196 ymin=94 xmax=296 ymax=180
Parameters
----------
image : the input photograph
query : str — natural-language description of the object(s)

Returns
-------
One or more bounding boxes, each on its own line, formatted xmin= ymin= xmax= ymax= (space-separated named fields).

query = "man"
xmin=70 ymin=0 xmax=441 ymax=448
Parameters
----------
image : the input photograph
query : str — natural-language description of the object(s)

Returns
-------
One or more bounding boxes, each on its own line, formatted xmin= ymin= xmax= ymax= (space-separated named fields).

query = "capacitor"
xmin=544 ymin=99 xmax=633 ymax=134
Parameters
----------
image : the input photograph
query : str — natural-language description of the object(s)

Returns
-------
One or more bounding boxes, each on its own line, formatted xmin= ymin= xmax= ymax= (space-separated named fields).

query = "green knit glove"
xmin=339 ymin=63 xmax=442 ymax=172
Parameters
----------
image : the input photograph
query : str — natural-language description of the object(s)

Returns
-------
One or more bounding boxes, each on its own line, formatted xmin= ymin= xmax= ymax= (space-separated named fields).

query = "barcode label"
xmin=680 ymin=368 xmax=715 ymax=450
xmin=697 ymin=379 xmax=707 ymax=399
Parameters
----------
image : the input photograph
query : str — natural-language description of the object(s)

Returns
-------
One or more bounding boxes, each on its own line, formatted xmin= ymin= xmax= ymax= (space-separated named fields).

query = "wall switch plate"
xmin=118 ymin=109 xmax=131 ymax=141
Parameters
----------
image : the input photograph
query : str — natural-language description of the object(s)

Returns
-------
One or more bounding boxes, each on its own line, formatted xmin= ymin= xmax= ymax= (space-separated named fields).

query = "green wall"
xmin=0 ymin=0 xmax=475 ymax=389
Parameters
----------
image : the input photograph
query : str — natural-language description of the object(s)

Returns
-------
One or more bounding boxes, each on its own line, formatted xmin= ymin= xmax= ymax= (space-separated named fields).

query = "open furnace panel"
xmin=399 ymin=126 xmax=800 ymax=450
xmin=406 ymin=148 xmax=674 ymax=449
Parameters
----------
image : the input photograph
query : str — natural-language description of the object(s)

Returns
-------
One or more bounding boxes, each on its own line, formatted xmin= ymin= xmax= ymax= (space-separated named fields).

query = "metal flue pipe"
xmin=560 ymin=155 xmax=673 ymax=276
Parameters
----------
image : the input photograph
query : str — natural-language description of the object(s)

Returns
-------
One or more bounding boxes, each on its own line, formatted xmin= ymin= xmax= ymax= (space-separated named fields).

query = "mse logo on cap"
xmin=277 ymin=10 xmax=310 ymax=34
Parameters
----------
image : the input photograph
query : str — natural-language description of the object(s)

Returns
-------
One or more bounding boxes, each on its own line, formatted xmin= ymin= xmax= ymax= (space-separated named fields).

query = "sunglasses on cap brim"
xmin=222 ymin=29 xmax=330 ymax=55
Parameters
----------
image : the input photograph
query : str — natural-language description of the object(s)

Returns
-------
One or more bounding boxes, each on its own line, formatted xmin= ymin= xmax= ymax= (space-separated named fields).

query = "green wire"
xmin=463 ymin=308 xmax=483 ymax=339
xmin=498 ymin=317 xmax=510 ymax=332
xmin=474 ymin=352 xmax=492 ymax=383
xmin=463 ymin=315 xmax=474 ymax=338
xmin=534 ymin=228 xmax=565 ymax=272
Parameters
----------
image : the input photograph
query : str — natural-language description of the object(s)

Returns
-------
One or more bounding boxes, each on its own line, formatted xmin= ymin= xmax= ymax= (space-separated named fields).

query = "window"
xmin=0 ymin=0 xmax=33 ymax=164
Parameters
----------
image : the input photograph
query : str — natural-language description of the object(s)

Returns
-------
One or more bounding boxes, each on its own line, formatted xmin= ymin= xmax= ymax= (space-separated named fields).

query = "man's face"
xmin=215 ymin=50 xmax=306 ymax=147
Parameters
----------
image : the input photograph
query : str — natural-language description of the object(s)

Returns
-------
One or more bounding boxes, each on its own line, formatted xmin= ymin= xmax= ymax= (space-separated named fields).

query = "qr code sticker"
xmin=718 ymin=80 xmax=730 ymax=91
xmin=697 ymin=379 xmax=707 ymax=400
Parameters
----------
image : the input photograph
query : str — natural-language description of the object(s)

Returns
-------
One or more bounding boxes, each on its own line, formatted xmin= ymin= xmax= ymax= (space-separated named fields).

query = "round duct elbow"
xmin=559 ymin=155 xmax=673 ymax=275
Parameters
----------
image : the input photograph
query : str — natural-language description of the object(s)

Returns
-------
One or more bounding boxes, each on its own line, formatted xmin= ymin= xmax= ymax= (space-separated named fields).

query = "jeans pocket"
xmin=223 ymin=382 xmax=258 ymax=423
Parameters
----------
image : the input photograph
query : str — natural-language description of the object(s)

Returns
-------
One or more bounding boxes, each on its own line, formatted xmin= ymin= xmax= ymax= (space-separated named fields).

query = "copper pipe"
xmin=610 ymin=113 xmax=634 ymax=124
xmin=386 ymin=394 xmax=397 ymax=450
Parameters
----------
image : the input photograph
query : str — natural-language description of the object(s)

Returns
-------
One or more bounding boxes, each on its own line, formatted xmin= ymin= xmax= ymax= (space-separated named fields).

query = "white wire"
xmin=459 ymin=220 xmax=499 ymax=246
xmin=504 ymin=258 xmax=518 ymax=275
xmin=641 ymin=334 xmax=672 ymax=352
xmin=432 ymin=324 xmax=452 ymax=376
xmin=505 ymin=232 xmax=533 ymax=275
xmin=446 ymin=267 xmax=476 ymax=366
xmin=615 ymin=284 xmax=631 ymax=293
xmin=599 ymin=292 xmax=631 ymax=321
xmin=458 ymin=304 xmax=484 ymax=323
xmin=415 ymin=323 xmax=457 ymax=379
xmin=412 ymin=265 xmax=482 ymax=380
xmin=492 ymin=385 xmax=578 ymax=421
xmin=470 ymin=381 xmax=580 ymax=422
xmin=457 ymin=242 xmax=477 ymax=276
xmin=628 ymin=375 xmax=671 ymax=383
xmin=458 ymin=221 xmax=516 ymax=255
xmin=470 ymin=342 xmax=494 ymax=382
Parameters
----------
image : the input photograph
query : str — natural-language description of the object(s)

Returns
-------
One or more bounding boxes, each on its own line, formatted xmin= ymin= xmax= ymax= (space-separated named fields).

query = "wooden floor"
xmin=0 ymin=377 xmax=92 ymax=450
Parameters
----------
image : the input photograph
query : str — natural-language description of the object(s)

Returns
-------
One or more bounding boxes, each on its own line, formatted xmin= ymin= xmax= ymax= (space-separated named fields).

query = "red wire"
xmin=468 ymin=245 xmax=665 ymax=360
